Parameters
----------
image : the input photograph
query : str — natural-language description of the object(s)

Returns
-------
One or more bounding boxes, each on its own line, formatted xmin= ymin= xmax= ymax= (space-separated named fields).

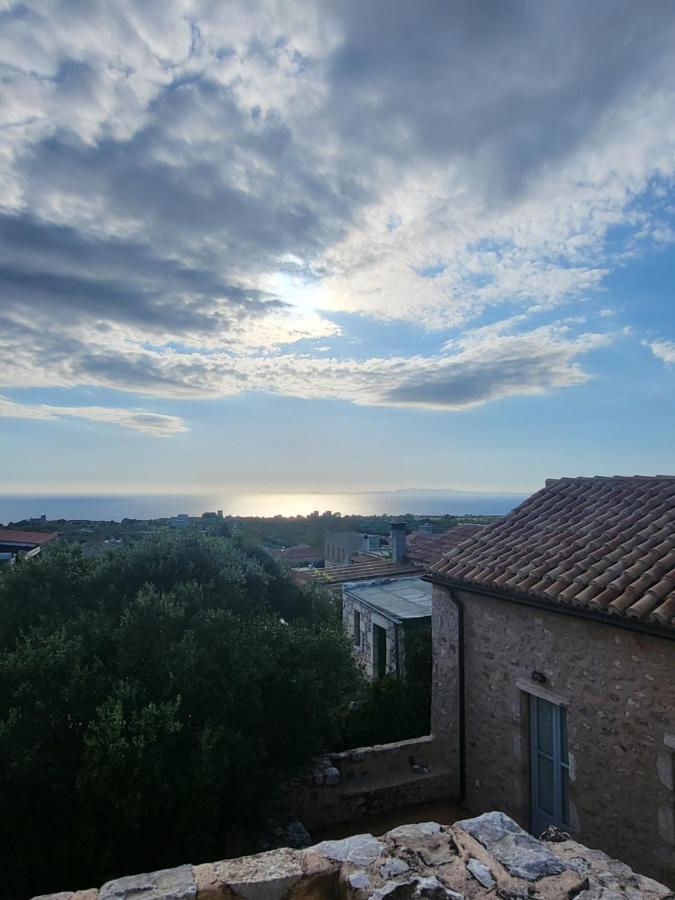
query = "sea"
xmin=0 ymin=489 xmax=526 ymax=523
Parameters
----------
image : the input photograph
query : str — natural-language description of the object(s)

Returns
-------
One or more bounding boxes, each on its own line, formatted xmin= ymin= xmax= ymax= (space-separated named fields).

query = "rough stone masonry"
xmin=31 ymin=811 xmax=673 ymax=900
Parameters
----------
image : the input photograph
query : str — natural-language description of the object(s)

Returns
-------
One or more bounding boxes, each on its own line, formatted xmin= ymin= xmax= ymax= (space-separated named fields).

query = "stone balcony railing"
xmin=32 ymin=811 xmax=673 ymax=900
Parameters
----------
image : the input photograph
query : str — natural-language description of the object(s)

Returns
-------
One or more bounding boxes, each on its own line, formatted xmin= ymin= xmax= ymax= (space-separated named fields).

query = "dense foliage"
xmin=338 ymin=621 xmax=432 ymax=748
xmin=0 ymin=533 xmax=359 ymax=899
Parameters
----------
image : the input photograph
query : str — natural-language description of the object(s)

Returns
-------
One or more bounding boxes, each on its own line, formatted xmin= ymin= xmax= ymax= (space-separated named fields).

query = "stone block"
xmin=99 ymin=865 xmax=196 ymax=900
xmin=31 ymin=894 xmax=75 ymax=900
xmin=212 ymin=848 xmax=303 ymax=900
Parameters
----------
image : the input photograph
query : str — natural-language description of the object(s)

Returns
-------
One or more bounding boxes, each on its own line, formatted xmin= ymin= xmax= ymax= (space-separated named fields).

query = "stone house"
xmin=426 ymin=475 xmax=675 ymax=887
xmin=342 ymin=576 xmax=432 ymax=679
xmin=324 ymin=531 xmax=365 ymax=567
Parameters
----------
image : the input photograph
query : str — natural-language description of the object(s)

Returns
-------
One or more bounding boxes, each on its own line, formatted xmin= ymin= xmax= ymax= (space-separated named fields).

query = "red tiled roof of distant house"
xmin=0 ymin=529 xmax=58 ymax=546
xmin=274 ymin=543 xmax=323 ymax=562
xmin=406 ymin=525 xmax=486 ymax=567
xmin=431 ymin=476 xmax=675 ymax=631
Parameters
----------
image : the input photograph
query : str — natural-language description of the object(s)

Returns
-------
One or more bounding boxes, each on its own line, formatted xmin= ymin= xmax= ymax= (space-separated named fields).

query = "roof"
xmin=293 ymin=559 xmax=420 ymax=592
xmin=430 ymin=476 xmax=675 ymax=632
xmin=0 ymin=529 xmax=58 ymax=547
xmin=270 ymin=543 xmax=323 ymax=561
xmin=406 ymin=525 xmax=485 ymax=566
xmin=343 ymin=576 xmax=432 ymax=621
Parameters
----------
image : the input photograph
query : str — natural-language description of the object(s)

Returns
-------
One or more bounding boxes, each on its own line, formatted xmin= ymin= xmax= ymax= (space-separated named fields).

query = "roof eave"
xmin=422 ymin=573 xmax=675 ymax=642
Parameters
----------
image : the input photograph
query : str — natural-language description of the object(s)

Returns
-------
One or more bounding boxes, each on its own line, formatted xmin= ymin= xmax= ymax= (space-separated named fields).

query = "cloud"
xmin=0 ymin=0 xmax=673 ymax=422
xmin=645 ymin=339 xmax=675 ymax=365
xmin=0 ymin=395 xmax=187 ymax=436
xmin=0 ymin=314 xmax=609 ymax=411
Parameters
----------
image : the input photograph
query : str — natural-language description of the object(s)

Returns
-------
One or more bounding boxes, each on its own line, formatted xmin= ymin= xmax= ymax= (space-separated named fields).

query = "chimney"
xmin=390 ymin=522 xmax=407 ymax=564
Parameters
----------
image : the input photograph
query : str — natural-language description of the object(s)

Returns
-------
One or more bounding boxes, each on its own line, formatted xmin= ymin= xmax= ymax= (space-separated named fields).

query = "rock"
xmin=386 ymin=823 xmax=456 ymax=868
xmin=192 ymin=862 xmax=221 ymax=900
xmin=368 ymin=877 xmax=463 ymax=900
xmin=466 ymin=858 xmax=495 ymax=890
xmin=212 ymin=847 xmax=303 ymax=899
xmin=323 ymin=766 xmax=340 ymax=786
xmin=379 ymin=858 xmax=410 ymax=879
xmin=33 ymin=893 xmax=97 ymax=900
xmin=573 ymin=880 xmax=624 ymax=900
xmin=413 ymin=875 xmax=464 ymax=898
xmin=99 ymin=865 xmax=196 ymax=900
xmin=31 ymin=894 xmax=74 ymax=900
xmin=386 ymin=823 xmax=442 ymax=841
xmin=456 ymin=811 xmax=569 ymax=881
xmin=632 ymin=873 xmax=675 ymax=897
xmin=295 ymin=848 xmax=340 ymax=898
xmin=368 ymin=883 xmax=415 ymax=899
xmin=313 ymin=833 xmax=386 ymax=867
xmin=349 ymin=870 xmax=372 ymax=891
xmin=545 ymin=840 xmax=673 ymax=898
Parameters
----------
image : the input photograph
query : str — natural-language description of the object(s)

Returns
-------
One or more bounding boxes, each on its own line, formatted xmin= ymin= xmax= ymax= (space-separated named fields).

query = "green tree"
xmin=0 ymin=533 xmax=359 ymax=899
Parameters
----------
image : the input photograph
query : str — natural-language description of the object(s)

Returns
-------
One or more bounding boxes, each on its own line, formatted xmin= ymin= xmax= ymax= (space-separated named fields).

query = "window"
xmin=353 ymin=610 xmax=361 ymax=646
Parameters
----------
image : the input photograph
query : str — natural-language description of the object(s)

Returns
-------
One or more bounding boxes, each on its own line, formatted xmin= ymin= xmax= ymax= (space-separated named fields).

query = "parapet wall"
xmin=290 ymin=735 xmax=451 ymax=829
xmin=34 ymin=811 xmax=673 ymax=899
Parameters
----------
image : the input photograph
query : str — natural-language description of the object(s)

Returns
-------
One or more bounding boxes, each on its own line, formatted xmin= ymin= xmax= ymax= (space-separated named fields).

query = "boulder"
xmin=456 ymin=811 xmax=569 ymax=881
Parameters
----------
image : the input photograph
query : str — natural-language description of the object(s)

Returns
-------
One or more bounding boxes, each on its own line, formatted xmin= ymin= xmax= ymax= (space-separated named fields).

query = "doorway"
xmin=373 ymin=624 xmax=388 ymax=679
xmin=529 ymin=694 xmax=569 ymax=835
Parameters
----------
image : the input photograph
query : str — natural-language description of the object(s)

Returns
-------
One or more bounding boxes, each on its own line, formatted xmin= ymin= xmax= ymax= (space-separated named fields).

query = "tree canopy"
xmin=0 ymin=532 xmax=359 ymax=899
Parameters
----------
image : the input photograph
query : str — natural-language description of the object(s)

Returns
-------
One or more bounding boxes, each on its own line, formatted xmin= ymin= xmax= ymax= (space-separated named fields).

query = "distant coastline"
xmin=0 ymin=489 xmax=527 ymax=523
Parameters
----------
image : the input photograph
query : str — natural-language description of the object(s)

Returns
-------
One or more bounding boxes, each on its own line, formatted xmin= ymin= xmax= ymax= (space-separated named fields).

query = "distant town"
xmin=0 ymin=508 xmax=500 ymax=566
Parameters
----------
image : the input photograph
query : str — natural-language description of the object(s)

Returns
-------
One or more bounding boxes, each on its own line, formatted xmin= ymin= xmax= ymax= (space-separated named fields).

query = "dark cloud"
xmin=383 ymin=356 xmax=565 ymax=408
xmin=324 ymin=0 xmax=675 ymax=198
xmin=0 ymin=211 xmax=281 ymax=336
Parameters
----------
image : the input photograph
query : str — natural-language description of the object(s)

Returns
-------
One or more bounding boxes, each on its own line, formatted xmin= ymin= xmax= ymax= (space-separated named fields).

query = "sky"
xmin=1 ymin=0 xmax=675 ymax=496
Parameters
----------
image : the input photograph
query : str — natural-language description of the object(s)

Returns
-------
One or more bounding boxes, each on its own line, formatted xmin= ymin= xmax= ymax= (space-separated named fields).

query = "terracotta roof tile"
xmin=0 ymin=529 xmax=58 ymax=546
xmin=430 ymin=476 xmax=675 ymax=632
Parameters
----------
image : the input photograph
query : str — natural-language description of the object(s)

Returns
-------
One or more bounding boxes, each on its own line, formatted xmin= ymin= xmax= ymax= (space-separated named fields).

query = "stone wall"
xmin=431 ymin=583 xmax=675 ymax=887
xmin=290 ymin=736 xmax=450 ymax=830
xmin=342 ymin=592 xmax=400 ymax=679
xmin=32 ymin=811 xmax=673 ymax=899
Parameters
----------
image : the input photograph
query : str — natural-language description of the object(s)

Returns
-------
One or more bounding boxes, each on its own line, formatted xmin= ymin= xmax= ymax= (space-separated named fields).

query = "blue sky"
xmin=1 ymin=0 xmax=675 ymax=495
